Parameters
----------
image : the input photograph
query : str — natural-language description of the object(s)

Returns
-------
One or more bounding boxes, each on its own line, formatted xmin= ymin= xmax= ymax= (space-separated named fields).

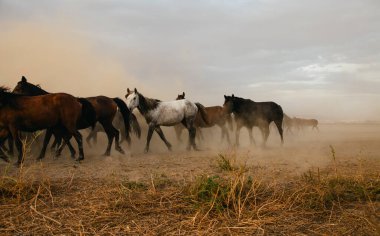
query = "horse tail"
xmin=78 ymin=98 xmax=97 ymax=129
xmin=113 ymin=98 xmax=141 ymax=144
xmin=195 ymin=103 xmax=210 ymax=126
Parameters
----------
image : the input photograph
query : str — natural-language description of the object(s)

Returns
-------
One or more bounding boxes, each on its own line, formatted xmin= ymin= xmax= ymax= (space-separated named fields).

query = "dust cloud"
xmin=1 ymin=22 xmax=379 ymax=180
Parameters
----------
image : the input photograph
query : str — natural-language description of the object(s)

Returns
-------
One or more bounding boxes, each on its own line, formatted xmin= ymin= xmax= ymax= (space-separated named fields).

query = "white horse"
xmin=125 ymin=88 xmax=204 ymax=152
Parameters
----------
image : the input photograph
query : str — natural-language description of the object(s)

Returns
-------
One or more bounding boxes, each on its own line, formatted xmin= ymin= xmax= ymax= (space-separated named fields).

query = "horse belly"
xmin=156 ymin=110 xmax=184 ymax=126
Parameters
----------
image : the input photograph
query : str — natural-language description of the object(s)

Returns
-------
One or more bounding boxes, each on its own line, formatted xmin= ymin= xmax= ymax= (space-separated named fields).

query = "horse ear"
xmin=21 ymin=76 xmax=27 ymax=82
xmin=224 ymin=95 xmax=227 ymax=99
xmin=127 ymin=88 xmax=130 ymax=93
xmin=232 ymin=94 xmax=234 ymax=98
xmin=134 ymin=88 xmax=137 ymax=93
xmin=182 ymin=92 xmax=185 ymax=97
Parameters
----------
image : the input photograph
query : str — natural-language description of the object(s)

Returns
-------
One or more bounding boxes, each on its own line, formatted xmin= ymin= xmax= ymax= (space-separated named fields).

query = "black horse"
xmin=223 ymin=94 xmax=284 ymax=147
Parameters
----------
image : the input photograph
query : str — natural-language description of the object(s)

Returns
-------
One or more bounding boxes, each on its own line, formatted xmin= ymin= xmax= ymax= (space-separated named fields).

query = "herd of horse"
xmin=0 ymin=76 xmax=318 ymax=166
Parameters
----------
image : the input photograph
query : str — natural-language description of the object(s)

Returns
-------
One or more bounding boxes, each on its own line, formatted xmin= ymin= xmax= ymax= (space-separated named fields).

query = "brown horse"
xmin=293 ymin=117 xmax=319 ymax=131
xmin=12 ymin=76 xmax=141 ymax=157
xmin=174 ymin=92 xmax=232 ymax=144
xmin=0 ymin=86 xmax=87 ymax=165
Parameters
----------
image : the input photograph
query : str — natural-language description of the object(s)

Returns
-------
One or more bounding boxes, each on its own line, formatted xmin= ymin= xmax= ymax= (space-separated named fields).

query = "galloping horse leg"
xmin=174 ymin=124 xmax=183 ymax=143
xmin=145 ymin=123 xmax=156 ymax=153
xmin=112 ymin=126 xmax=125 ymax=154
xmin=37 ymin=128 xmax=53 ymax=160
xmin=72 ymin=131 xmax=84 ymax=161
xmin=185 ymin=117 xmax=198 ymax=151
xmin=99 ymin=120 xmax=116 ymax=156
xmin=220 ymin=125 xmax=231 ymax=145
xmin=196 ymin=128 xmax=203 ymax=142
xmin=260 ymin=123 xmax=270 ymax=147
xmin=54 ymin=133 xmax=76 ymax=158
xmin=274 ymin=119 xmax=284 ymax=145
xmin=154 ymin=127 xmax=172 ymax=151
xmin=248 ymin=127 xmax=256 ymax=146
xmin=0 ymin=130 xmax=11 ymax=162
xmin=85 ymin=129 xmax=95 ymax=147
xmin=235 ymin=122 xmax=243 ymax=147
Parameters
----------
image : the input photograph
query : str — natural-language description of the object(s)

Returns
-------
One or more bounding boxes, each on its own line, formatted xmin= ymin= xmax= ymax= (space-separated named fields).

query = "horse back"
xmin=86 ymin=96 xmax=117 ymax=119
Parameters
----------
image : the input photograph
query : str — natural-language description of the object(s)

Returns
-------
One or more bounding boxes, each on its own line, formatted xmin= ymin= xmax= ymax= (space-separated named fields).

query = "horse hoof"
xmin=76 ymin=157 xmax=84 ymax=162
xmin=144 ymin=148 xmax=149 ymax=153
xmin=116 ymin=147 xmax=125 ymax=154
xmin=103 ymin=153 xmax=111 ymax=157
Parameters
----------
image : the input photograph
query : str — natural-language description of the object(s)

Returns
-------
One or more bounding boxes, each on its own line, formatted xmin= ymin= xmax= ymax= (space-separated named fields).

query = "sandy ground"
xmin=1 ymin=123 xmax=379 ymax=182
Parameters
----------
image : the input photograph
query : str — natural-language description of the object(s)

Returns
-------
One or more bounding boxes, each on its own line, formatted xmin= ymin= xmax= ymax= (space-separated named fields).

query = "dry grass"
xmin=0 ymin=149 xmax=379 ymax=235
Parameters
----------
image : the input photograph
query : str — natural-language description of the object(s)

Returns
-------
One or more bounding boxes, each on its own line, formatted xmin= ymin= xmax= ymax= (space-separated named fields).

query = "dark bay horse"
xmin=223 ymin=94 xmax=284 ymax=147
xmin=125 ymin=88 xmax=203 ymax=152
xmin=174 ymin=92 xmax=232 ymax=144
xmin=13 ymin=76 xmax=141 ymax=157
xmin=0 ymin=86 xmax=88 ymax=165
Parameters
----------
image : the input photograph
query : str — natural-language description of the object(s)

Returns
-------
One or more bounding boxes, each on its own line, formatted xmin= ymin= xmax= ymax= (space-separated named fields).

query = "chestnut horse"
xmin=12 ymin=76 xmax=141 ymax=157
xmin=174 ymin=92 xmax=232 ymax=144
xmin=223 ymin=94 xmax=284 ymax=147
xmin=0 ymin=86 xmax=90 ymax=165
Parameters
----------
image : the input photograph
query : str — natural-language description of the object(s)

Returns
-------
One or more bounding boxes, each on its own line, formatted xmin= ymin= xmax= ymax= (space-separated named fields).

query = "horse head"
xmin=176 ymin=92 xmax=185 ymax=100
xmin=125 ymin=88 xmax=140 ymax=110
xmin=223 ymin=94 xmax=235 ymax=114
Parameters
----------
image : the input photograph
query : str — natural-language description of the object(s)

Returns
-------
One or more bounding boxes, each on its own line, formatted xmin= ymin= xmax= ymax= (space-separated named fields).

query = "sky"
xmin=1 ymin=0 xmax=379 ymax=122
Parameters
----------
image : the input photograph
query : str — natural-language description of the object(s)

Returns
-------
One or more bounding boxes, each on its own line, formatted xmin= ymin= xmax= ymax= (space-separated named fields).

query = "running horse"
xmin=223 ymin=94 xmax=284 ymax=147
xmin=174 ymin=92 xmax=232 ymax=144
xmin=12 ymin=76 xmax=141 ymax=157
xmin=0 ymin=86 xmax=92 ymax=165
xmin=125 ymin=88 xmax=206 ymax=152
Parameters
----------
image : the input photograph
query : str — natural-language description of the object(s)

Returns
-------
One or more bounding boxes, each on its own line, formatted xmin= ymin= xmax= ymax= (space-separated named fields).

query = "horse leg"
xmin=65 ymin=138 xmax=76 ymax=158
xmin=86 ymin=129 xmax=95 ymax=147
xmin=261 ymin=124 xmax=270 ymax=147
xmin=71 ymin=131 xmax=84 ymax=161
xmin=185 ymin=117 xmax=198 ymax=151
xmin=37 ymin=129 xmax=53 ymax=160
xmin=154 ymin=127 xmax=172 ymax=151
xmin=274 ymin=119 xmax=284 ymax=145
xmin=100 ymin=121 xmax=115 ymax=156
xmin=235 ymin=122 xmax=242 ymax=147
xmin=248 ymin=127 xmax=256 ymax=146
xmin=0 ymin=130 xmax=11 ymax=162
xmin=112 ymin=126 xmax=125 ymax=154
xmin=145 ymin=123 xmax=156 ymax=153
xmin=196 ymin=128 xmax=203 ymax=142
xmin=220 ymin=125 xmax=231 ymax=145
xmin=174 ymin=124 xmax=183 ymax=143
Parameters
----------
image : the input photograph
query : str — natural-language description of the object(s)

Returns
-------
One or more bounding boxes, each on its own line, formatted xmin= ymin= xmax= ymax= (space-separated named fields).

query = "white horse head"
xmin=125 ymin=88 xmax=139 ymax=110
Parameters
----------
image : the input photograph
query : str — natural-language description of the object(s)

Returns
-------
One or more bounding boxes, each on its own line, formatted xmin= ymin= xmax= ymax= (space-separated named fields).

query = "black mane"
xmin=13 ymin=78 xmax=49 ymax=96
xmin=137 ymin=92 xmax=161 ymax=115
xmin=0 ymin=86 xmax=24 ymax=108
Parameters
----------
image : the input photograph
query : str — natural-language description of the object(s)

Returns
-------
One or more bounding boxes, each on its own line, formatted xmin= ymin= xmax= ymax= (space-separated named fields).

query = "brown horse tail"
xmin=78 ymin=98 xmax=97 ymax=129
xmin=113 ymin=98 xmax=141 ymax=144
xmin=195 ymin=103 xmax=210 ymax=126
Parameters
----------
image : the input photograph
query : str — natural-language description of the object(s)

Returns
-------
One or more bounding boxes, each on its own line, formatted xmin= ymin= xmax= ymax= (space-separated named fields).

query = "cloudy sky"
xmin=1 ymin=0 xmax=379 ymax=122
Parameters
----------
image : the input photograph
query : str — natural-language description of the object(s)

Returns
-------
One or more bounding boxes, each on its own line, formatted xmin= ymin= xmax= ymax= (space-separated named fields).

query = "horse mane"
xmin=0 ymin=86 xmax=10 ymax=93
xmin=0 ymin=86 xmax=23 ymax=108
xmin=137 ymin=93 xmax=161 ymax=114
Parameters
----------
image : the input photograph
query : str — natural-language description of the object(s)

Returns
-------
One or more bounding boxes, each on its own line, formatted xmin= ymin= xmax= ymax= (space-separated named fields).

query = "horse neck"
xmin=137 ymin=94 xmax=159 ymax=116
xmin=23 ymin=85 xmax=49 ymax=96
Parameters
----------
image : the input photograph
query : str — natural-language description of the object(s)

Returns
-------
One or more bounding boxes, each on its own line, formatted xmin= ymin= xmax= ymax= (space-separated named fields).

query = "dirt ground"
xmin=1 ymin=123 xmax=379 ymax=183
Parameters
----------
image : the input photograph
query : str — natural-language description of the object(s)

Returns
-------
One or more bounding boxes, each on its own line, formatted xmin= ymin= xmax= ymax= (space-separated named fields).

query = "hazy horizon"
xmin=1 ymin=0 xmax=379 ymax=122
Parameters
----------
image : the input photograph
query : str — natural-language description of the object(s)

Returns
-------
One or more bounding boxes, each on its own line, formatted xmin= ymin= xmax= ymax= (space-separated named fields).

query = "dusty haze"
xmin=1 ymin=0 xmax=380 ymax=122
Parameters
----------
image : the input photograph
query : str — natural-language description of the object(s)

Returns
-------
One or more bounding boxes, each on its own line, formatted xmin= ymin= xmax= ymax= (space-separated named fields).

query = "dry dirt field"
xmin=0 ymin=123 xmax=379 ymax=235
